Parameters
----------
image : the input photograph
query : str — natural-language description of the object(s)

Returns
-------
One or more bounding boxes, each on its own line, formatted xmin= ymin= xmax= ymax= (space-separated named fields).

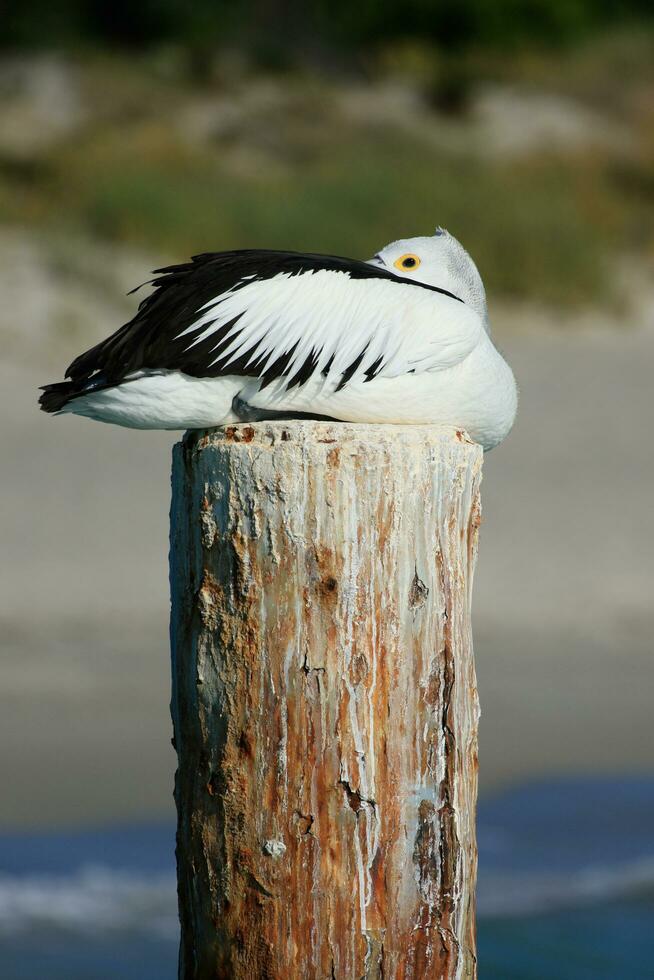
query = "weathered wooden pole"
xmin=170 ymin=421 xmax=482 ymax=980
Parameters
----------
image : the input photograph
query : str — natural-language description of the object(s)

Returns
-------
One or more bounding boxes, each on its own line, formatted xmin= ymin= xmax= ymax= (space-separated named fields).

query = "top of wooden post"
xmin=183 ymin=420 xmax=483 ymax=458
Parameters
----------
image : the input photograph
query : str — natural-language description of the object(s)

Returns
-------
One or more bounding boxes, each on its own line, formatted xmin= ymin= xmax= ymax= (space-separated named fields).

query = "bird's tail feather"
xmin=39 ymin=373 xmax=116 ymax=413
xmin=39 ymin=381 xmax=83 ymax=414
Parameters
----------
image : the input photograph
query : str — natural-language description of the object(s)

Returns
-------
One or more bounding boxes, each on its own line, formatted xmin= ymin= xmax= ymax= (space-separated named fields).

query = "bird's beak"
xmin=366 ymin=254 xmax=384 ymax=268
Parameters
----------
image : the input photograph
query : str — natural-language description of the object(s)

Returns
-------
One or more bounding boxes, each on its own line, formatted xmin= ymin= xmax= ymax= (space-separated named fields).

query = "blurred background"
xmin=1 ymin=2 xmax=653 ymax=977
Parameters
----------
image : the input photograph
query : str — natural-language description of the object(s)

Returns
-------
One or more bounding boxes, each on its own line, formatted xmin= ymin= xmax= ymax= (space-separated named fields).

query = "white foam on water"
xmin=478 ymin=857 xmax=654 ymax=918
xmin=0 ymin=866 xmax=178 ymax=938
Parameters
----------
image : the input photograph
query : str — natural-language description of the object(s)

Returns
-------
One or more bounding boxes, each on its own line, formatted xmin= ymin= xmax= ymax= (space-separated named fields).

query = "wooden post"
xmin=170 ymin=421 xmax=482 ymax=980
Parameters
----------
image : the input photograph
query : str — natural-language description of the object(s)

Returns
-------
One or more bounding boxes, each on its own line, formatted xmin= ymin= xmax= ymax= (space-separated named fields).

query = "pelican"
xmin=39 ymin=229 xmax=517 ymax=450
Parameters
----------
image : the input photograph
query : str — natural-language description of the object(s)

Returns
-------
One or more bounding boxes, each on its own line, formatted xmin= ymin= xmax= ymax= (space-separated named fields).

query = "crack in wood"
xmin=408 ymin=569 xmax=429 ymax=610
xmin=338 ymin=777 xmax=377 ymax=816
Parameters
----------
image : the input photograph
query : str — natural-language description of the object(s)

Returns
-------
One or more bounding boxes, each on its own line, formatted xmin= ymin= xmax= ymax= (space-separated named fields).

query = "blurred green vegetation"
xmin=3 ymin=0 xmax=653 ymax=57
xmin=1 ymin=6 xmax=653 ymax=308
xmin=0 ymin=130 xmax=624 ymax=306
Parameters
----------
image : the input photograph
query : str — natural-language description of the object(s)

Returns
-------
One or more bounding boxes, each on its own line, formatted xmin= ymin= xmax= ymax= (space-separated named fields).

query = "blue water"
xmin=1 ymin=777 xmax=652 ymax=979
xmin=1 ymin=935 xmax=178 ymax=980
xmin=479 ymin=902 xmax=654 ymax=980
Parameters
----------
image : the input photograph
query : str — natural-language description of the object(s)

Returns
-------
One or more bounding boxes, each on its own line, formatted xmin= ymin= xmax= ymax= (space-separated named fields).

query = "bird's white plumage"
xmin=49 ymin=231 xmax=519 ymax=451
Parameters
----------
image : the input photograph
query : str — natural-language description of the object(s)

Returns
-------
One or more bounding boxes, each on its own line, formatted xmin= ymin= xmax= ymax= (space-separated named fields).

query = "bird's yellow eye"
xmin=394 ymin=253 xmax=421 ymax=272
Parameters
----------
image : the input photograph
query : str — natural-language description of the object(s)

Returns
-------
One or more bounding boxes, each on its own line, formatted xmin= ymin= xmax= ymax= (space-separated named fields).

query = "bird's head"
xmin=368 ymin=228 xmax=489 ymax=330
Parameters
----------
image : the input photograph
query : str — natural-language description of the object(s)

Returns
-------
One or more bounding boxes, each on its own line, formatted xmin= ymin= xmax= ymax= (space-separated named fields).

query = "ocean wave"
xmin=478 ymin=857 xmax=654 ymax=918
xmin=1 ymin=857 xmax=653 ymax=937
xmin=0 ymin=866 xmax=178 ymax=938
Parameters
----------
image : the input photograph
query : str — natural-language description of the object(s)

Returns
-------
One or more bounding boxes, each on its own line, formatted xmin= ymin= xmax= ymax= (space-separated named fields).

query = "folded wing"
xmin=63 ymin=250 xmax=482 ymax=395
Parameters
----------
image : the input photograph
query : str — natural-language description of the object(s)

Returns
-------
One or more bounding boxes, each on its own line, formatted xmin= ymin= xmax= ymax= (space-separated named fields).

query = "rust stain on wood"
xmin=171 ymin=422 xmax=482 ymax=979
xmin=223 ymin=424 xmax=256 ymax=443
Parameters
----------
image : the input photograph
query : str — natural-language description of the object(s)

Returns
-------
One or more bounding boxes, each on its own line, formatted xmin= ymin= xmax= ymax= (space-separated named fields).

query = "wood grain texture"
xmin=170 ymin=421 xmax=482 ymax=980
